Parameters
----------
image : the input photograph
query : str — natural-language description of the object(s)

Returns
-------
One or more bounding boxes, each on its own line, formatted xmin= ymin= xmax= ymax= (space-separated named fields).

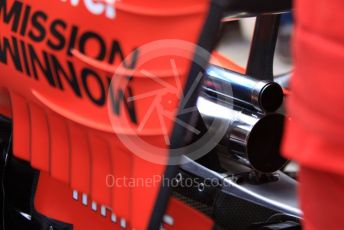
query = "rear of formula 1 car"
xmin=0 ymin=0 xmax=301 ymax=229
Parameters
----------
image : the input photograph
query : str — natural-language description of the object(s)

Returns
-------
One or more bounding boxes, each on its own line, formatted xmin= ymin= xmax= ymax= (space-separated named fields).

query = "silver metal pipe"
xmin=204 ymin=65 xmax=284 ymax=112
xmin=197 ymin=94 xmax=287 ymax=173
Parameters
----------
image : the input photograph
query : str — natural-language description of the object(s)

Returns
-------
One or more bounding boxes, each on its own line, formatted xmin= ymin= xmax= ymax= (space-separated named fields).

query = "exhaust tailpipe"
xmin=204 ymin=65 xmax=283 ymax=112
xmin=197 ymin=94 xmax=287 ymax=173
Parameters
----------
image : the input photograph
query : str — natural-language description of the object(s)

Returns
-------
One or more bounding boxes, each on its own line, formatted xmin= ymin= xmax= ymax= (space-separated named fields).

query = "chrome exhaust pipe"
xmin=197 ymin=94 xmax=287 ymax=173
xmin=204 ymin=65 xmax=284 ymax=112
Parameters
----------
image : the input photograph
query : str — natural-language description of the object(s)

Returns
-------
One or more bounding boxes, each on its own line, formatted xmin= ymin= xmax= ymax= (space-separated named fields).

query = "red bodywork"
xmin=0 ymin=0 xmax=232 ymax=229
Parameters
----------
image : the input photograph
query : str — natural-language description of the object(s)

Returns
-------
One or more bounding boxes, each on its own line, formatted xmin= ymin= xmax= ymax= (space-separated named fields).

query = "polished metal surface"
xmin=204 ymin=65 xmax=283 ymax=112
xmin=197 ymin=94 xmax=287 ymax=173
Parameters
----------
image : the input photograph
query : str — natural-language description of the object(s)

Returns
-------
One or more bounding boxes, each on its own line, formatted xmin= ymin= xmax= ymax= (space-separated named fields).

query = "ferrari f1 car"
xmin=0 ymin=0 xmax=300 ymax=229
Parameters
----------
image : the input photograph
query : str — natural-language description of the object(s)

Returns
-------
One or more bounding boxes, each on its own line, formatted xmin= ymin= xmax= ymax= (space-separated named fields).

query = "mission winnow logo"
xmin=0 ymin=0 xmax=138 ymax=124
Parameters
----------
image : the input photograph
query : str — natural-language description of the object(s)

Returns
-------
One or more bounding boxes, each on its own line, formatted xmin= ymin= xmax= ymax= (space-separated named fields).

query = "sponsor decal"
xmin=0 ymin=0 xmax=138 ymax=123
xmin=1 ymin=0 xmax=233 ymax=165
xmin=60 ymin=0 xmax=118 ymax=19
xmin=71 ymin=190 xmax=173 ymax=229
